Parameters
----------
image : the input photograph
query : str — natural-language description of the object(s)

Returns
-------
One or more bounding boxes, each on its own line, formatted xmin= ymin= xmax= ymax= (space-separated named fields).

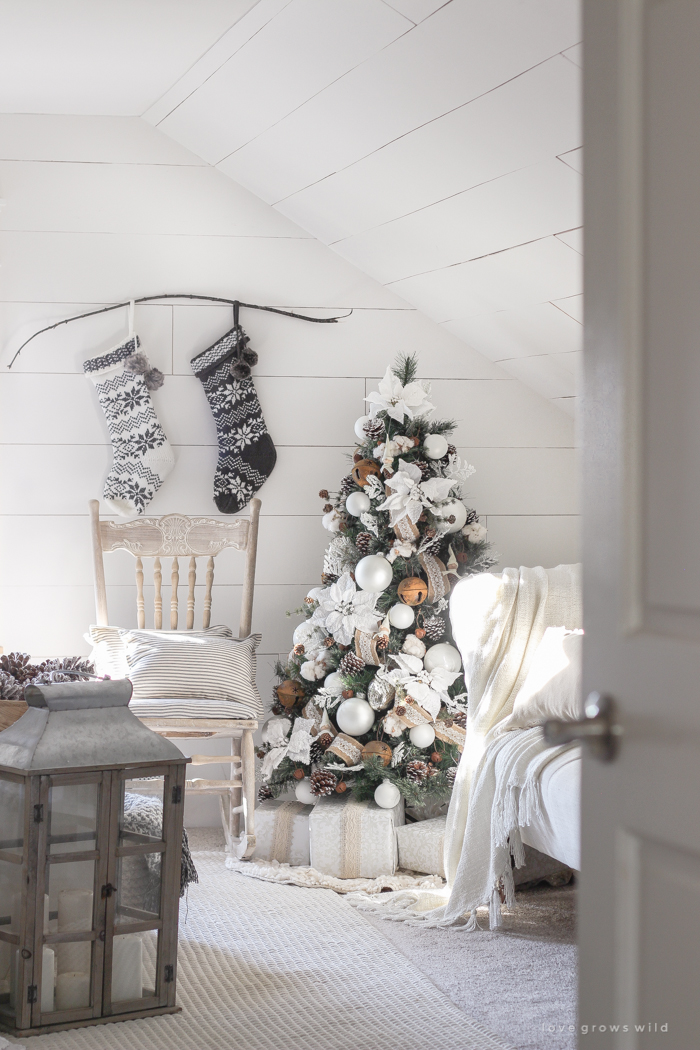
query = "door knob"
xmin=543 ymin=692 xmax=622 ymax=762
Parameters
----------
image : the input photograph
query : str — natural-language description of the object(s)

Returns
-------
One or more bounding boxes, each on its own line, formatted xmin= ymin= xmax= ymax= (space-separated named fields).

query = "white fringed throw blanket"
xmin=350 ymin=564 xmax=582 ymax=929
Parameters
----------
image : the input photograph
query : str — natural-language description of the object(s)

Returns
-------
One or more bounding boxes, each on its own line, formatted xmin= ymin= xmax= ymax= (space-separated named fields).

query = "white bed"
xmin=520 ymin=746 xmax=581 ymax=871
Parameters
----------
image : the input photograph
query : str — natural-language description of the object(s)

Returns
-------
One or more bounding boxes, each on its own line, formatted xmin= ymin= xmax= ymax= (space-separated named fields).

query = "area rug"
xmin=226 ymin=855 xmax=444 ymax=894
xmin=11 ymin=852 xmax=513 ymax=1050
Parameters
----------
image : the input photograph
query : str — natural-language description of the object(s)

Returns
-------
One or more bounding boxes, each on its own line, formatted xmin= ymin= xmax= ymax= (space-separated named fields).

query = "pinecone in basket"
xmin=257 ymin=784 xmax=274 ymax=803
xmin=0 ymin=671 xmax=22 ymax=700
xmin=339 ymin=651 xmax=364 ymax=677
xmin=363 ymin=418 xmax=385 ymax=442
xmin=405 ymin=759 xmax=435 ymax=784
xmin=339 ymin=474 xmax=356 ymax=497
xmin=355 ymin=531 xmax=373 ymax=556
xmin=310 ymin=769 xmax=338 ymax=797
xmin=423 ymin=616 xmax=446 ymax=641
xmin=0 ymin=652 xmax=37 ymax=684
xmin=309 ymin=732 xmax=333 ymax=762
xmin=38 ymin=656 xmax=95 ymax=681
xmin=446 ymin=766 xmax=458 ymax=785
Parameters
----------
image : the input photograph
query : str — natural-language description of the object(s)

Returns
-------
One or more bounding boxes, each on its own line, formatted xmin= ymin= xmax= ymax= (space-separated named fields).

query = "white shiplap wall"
xmin=0 ymin=115 xmax=578 ymax=820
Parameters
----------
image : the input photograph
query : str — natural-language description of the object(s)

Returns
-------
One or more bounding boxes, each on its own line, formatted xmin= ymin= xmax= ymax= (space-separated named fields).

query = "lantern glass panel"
xmin=111 ymin=930 xmax=158 ymax=1002
xmin=114 ymin=852 xmax=162 ymax=926
xmin=48 ymin=782 xmax=98 ymax=855
xmin=119 ymin=778 xmax=165 ymax=845
xmin=44 ymin=857 xmax=95 ymax=1011
xmin=0 ymin=776 xmax=25 ymax=855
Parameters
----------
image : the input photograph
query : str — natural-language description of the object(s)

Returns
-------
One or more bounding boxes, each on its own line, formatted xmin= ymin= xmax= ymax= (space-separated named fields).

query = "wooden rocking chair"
xmin=89 ymin=498 xmax=261 ymax=858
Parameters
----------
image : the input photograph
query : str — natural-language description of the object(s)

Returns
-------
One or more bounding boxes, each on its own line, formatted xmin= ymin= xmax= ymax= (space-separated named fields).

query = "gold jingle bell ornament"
xmin=361 ymin=740 xmax=393 ymax=766
xmin=397 ymin=576 xmax=429 ymax=606
xmin=276 ymin=680 xmax=306 ymax=708
xmin=351 ymin=458 xmax=382 ymax=487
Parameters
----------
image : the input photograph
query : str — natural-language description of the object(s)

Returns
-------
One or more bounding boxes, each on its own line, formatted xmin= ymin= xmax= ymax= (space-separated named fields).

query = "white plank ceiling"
xmin=0 ymin=0 xmax=582 ymax=412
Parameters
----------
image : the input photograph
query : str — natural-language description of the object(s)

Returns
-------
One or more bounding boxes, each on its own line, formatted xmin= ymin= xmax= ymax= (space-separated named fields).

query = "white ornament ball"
xmin=409 ymin=723 xmax=436 ymax=749
xmin=434 ymin=499 xmax=468 ymax=534
xmin=423 ymin=434 xmax=449 ymax=460
xmin=355 ymin=554 xmax=393 ymax=592
xmin=323 ymin=671 xmax=345 ymax=696
xmin=336 ymin=696 xmax=375 ymax=736
xmin=295 ymin=779 xmax=316 ymax=805
xmin=423 ymin=642 xmax=462 ymax=673
xmin=374 ymin=778 xmax=401 ymax=809
xmin=345 ymin=491 xmax=371 ymax=517
xmin=354 ymin=415 xmax=372 ymax=441
xmin=388 ymin=602 xmax=415 ymax=629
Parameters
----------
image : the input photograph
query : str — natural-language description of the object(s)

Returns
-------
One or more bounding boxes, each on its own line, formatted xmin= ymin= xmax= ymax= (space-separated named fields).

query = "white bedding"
xmin=520 ymin=746 xmax=581 ymax=871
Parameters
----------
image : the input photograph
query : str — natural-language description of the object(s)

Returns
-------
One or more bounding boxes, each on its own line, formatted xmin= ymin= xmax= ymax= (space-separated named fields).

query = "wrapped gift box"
xmin=252 ymin=799 xmax=314 ymax=866
xmin=396 ymin=815 xmax=446 ymax=877
xmin=309 ymin=794 xmax=404 ymax=879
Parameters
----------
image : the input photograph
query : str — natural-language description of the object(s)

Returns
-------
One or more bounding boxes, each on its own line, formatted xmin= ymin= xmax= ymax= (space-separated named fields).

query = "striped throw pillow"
xmin=87 ymin=624 xmax=233 ymax=680
xmin=123 ymin=631 xmax=262 ymax=715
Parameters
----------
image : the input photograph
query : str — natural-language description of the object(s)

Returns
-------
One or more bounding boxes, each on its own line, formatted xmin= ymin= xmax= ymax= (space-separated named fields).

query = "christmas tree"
xmin=258 ymin=354 xmax=496 ymax=809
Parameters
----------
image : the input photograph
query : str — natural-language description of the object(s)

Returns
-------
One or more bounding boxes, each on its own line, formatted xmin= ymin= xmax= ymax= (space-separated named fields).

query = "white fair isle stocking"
xmin=84 ymin=336 xmax=174 ymax=516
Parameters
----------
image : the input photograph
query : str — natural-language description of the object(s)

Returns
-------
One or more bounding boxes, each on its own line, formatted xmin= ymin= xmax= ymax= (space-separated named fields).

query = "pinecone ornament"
xmin=452 ymin=710 xmax=467 ymax=729
xmin=415 ymin=460 xmax=431 ymax=480
xmin=446 ymin=766 xmax=458 ymax=785
xmin=406 ymin=759 xmax=432 ymax=784
xmin=339 ymin=651 xmax=364 ymax=676
xmin=310 ymin=769 xmax=338 ymax=797
xmin=339 ymin=474 xmax=355 ymax=497
xmin=309 ymin=732 xmax=333 ymax=762
xmin=363 ymin=418 xmax=385 ymax=442
xmin=355 ymin=532 xmax=373 ymax=556
xmin=257 ymin=785 xmax=274 ymax=803
xmin=423 ymin=616 xmax=446 ymax=641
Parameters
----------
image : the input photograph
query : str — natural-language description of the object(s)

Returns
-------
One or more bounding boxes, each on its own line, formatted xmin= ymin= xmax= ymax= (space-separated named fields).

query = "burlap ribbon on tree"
xmin=327 ymin=733 xmax=363 ymax=765
xmin=418 ymin=552 xmax=450 ymax=604
xmin=433 ymin=720 xmax=466 ymax=752
xmin=354 ymin=628 xmax=382 ymax=666
xmin=392 ymin=696 xmax=434 ymax=728
xmin=393 ymin=517 xmax=419 ymax=543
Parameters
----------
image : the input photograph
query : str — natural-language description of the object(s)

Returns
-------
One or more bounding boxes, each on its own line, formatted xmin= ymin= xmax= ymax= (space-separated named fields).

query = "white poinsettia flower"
xmin=391 ymin=654 xmax=461 ymax=720
xmin=365 ymin=367 xmax=434 ymax=423
xmin=309 ymin=571 xmax=380 ymax=646
xmin=377 ymin=461 xmax=424 ymax=525
xmin=420 ymin=476 xmax=454 ymax=504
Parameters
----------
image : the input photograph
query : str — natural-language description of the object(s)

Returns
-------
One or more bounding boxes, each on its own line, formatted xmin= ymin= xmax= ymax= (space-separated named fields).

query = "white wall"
xmin=0 ymin=115 xmax=579 ymax=821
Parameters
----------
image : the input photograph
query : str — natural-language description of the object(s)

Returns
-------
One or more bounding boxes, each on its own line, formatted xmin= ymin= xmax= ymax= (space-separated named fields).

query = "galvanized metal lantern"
xmin=0 ymin=679 xmax=188 ymax=1037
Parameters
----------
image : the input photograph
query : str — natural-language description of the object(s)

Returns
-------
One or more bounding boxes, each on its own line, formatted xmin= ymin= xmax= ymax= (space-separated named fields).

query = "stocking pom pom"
xmin=230 ymin=360 xmax=251 ymax=378
xmin=143 ymin=367 xmax=165 ymax=391
xmin=241 ymin=347 xmax=259 ymax=367
xmin=125 ymin=352 xmax=149 ymax=375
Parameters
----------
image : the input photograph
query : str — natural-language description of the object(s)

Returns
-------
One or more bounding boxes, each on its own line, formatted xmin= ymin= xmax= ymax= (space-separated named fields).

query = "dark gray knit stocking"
xmin=191 ymin=325 xmax=276 ymax=513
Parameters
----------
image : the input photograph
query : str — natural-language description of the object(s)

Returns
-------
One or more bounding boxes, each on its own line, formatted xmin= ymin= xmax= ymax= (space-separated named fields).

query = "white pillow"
xmin=500 ymin=627 xmax=583 ymax=733
xmin=124 ymin=631 xmax=263 ymax=714
xmin=87 ymin=624 xmax=233 ymax=680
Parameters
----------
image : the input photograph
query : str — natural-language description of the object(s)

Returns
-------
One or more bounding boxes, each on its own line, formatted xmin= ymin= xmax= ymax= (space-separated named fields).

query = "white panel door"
xmin=581 ymin=1 xmax=700 ymax=1046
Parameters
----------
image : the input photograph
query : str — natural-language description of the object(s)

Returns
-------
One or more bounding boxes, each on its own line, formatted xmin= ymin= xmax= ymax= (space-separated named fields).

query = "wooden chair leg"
xmin=229 ymin=734 xmax=242 ymax=843
xmin=235 ymin=728 xmax=256 ymax=859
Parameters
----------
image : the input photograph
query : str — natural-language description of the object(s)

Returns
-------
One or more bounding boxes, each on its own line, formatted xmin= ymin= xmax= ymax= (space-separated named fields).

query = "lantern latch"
xmin=164 ymin=964 xmax=174 ymax=983
xmin=171 ymin=785 xmax=182 ymax=804
xmin=27 ymin=985 xmax=38 ymax=1004
xmin=33 ymin=804 xmax=43 ymax=824
xmin=101 ymin=883 xmax=117 ymax=899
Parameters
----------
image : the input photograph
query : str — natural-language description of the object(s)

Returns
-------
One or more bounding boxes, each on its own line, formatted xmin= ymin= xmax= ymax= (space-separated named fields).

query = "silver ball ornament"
xmin=374 ymin=778 xmax=401 ymax=809
xmin=423 ymin=434 xmax=449 ymax=459
xmin=323 ymin=671 xmax=345 ymax=696
xmin=423 ymin=642 xmax=462 ymax=673
xmin=434 ymin=499 xmax=468 ymax=534
xmin=294 ymin=779 xmax=316 ymax=805
xmin=388 ymin=603 xmax=415 ymax=629
xmin=409 ymin=723 xmax=436 ymax=748
xmin=345 ymin=491 xmax=371 ymax=517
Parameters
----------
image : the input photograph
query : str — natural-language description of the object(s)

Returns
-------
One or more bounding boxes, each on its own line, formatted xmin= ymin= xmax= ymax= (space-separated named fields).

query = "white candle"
xmin=41 ymin=946 xmax=55 ymax=1013
xmin=111 ymin=934 xmax=143 ymax=1002
xmin=57 ymin=889 xmax=93 ymax=975
xmin=55 ymin=971 xmax=90 ymax=1011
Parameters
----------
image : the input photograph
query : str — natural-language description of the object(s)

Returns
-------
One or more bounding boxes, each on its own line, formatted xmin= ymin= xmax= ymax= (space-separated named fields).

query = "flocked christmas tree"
xmin=258 ymin=354 xmax=496 ymax=809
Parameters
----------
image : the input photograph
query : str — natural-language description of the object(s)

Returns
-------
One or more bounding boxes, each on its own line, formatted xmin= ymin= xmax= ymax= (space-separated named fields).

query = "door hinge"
xmin=164 ymin=964 xmax=174 ymax=983
xmin=27 ymin=985 xmax=38 ymax=1004
xmin=33 ymin=804 xmax=43 ymax=824
xmin=101 ymin=883 xmax=117 ymax=900
xmin=171 ymin=785 xmax=182 ymax=804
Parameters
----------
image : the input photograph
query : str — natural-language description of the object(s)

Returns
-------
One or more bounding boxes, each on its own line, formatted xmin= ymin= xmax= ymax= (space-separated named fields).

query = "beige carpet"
xmin=11 ymin=839 xmax=512 ymax=1050
xmin=187 ymin=827 xmax=577 ymax=1050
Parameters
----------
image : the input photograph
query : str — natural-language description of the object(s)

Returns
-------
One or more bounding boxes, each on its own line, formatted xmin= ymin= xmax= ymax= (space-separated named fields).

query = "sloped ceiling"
xmin=0 ymin=0 xmax=582 ymax=413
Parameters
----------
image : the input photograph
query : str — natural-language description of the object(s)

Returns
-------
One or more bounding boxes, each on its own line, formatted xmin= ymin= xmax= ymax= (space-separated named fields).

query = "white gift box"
xmin=309 ymin=794 xmax=404 ymax=879
xmin=396 ymin=816 xmax=446 ymax=877
xmin=252 ymin=799 xmax=314 ymax=866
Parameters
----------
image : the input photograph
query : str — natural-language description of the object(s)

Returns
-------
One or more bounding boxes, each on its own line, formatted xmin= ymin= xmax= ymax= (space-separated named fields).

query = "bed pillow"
xmin=123 ymin=630 xmax=263 ymax=715
xmin=500 ymin=627 xmax=583 ymax=733
xmin=87 ymin=624 xmax=233 ymax=679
